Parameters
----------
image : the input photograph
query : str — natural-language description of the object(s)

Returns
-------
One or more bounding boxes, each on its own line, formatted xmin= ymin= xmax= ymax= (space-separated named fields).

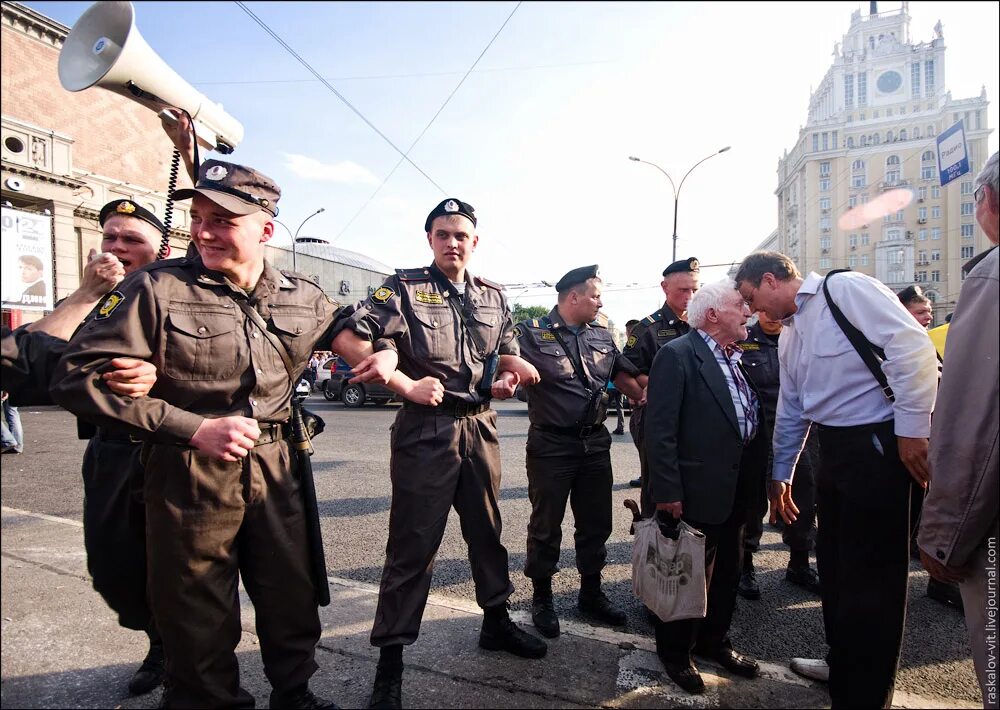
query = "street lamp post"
xmin=629 ymin=147 xmax=731 ymax=262
xmin=275 ymin=208 xmax=326 ymax=271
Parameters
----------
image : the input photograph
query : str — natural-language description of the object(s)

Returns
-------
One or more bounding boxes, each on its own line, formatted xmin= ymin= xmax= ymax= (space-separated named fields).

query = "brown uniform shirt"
xmin=516 ymin=307 xmax=638 ymax=428
xmin=621 ymin=303 xmax=691 ymax=375
xmin=51 ymin=256 xmax=340 ymax=443
xmin=338 ymin=263 xmax=518 ymax=404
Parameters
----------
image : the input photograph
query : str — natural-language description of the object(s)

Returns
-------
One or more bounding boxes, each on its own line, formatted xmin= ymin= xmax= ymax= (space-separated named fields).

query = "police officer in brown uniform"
xmin=80 ymin=200 xmax=173 ymax=695
xmin=622 ymin=257 xmax=700 ymax=515
xmin=332 ymin=198 xmax=546 ymax=710
xmin=515 ymin=265 xmax=644 ymax=638
xmin=52 ymin=160 xmax=341 ymax=709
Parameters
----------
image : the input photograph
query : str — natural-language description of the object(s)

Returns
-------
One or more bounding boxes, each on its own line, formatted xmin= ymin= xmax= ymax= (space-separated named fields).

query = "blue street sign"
xmin=936 ymin=119 xmax=970 ymax=187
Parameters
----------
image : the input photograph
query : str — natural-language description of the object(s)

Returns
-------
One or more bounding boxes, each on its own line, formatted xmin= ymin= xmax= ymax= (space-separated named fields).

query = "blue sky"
xmin=27 ymin=1 xmax=1000 ymax=327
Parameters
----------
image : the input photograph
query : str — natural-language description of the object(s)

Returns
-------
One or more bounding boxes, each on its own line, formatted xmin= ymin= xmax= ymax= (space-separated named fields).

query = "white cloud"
xmin=282 ymin=153 xmax=378 ymax=185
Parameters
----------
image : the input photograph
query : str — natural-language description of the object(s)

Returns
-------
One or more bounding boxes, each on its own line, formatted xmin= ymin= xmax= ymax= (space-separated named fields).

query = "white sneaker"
xmin=790 ymin=657 xmax=829 ymax=683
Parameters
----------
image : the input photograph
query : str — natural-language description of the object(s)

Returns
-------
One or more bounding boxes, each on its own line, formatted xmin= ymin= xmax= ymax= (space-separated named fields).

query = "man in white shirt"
xmin=735 ymin=252 xmax=938 ymax=709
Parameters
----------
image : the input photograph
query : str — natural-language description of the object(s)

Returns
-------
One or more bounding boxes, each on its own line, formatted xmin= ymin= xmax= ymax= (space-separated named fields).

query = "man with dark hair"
xmin=735 ymin=251 xmax=938 ymax=708
xmin=611 ymin=318 xmax=641 ymax=435
xmin=896 ymin=285 xmax=933 ymax=328
xmin=18 ymin=254 xmax=47 ymax=306
xmin=514 ymin=265 xmax=644 ymax=638
xmin=622 ymin=257 xmax=700 ymax=506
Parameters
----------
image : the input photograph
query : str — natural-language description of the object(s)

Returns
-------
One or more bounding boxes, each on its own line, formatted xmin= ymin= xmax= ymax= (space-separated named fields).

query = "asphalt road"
xmin=0 ymin=397 xmax=980 ymax=705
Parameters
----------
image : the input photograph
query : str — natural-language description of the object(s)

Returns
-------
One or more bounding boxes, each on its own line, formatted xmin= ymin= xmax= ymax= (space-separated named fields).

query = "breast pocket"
xmin=537 ymin=343 xmax=575 ymax=380
xmin=586 ymin=336 xmax=614 ymax=382
xmin=270 ymin=305 xmax=322 ymax=365
xmin=410 ymin=306 xmax=456 ymax=361
xmin=468 ymin=307 xmax=502 ymax=356
xmin=165 ymin=307 xmax=240 ymax=380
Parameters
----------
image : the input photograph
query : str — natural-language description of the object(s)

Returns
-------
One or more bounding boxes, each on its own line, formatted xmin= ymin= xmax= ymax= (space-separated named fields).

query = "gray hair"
xmin=975 ymin=151 xmax=1000 ymax=196
xmin=734 ymin=251 xmax=800 ymax=288
xmin=687 ymin=278 xmax=739 ymax=329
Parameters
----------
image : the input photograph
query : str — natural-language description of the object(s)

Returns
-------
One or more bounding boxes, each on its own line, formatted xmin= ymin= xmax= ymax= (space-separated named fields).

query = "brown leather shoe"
xmin=661 ymin=661 xmax=705 ymax=694
xmin=714 ymin=647 xmax=759 ymax=679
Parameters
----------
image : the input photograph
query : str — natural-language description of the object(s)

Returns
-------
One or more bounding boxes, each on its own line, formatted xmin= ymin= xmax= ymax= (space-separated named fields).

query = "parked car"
xmin=314 ymin=356 xmax=339 ymax=389
xmin=322 ymin=357 xmax=398 ymax=408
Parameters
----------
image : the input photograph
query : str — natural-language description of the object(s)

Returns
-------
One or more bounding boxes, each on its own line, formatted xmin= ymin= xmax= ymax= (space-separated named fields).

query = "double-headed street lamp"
xmin=274 ymin=207 xmax=326 ymax=271
xmin=629 ymin=147 xmax=731 ymax=262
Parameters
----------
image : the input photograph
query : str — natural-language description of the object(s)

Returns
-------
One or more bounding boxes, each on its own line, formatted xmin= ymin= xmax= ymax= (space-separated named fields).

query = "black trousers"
xmin=82 ymin=435 xmax=154 ymax=633
xmin=630 ymin=405 xmax=655 ymax=518
xmin=654 ymin=450 xmax=758 ymax=666
xmin=816 ymin=420 xmax=913 ymax=709
xmin=524 ymin=427 xmax=613 ymax=580
xmin=744 ymin=431 xmax=819 ymax=555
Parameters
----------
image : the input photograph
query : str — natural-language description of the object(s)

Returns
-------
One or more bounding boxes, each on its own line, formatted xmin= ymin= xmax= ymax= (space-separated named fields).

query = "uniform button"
xmin=936 ymin=550 xmax=945 ymax=560
xmin=197 ymin=326 xmax=207 ymax=334
xmin=432 ymin=321 xmax=439 ymax=327
xmin=490 ymin=318 xmax=496 ymax=325
xmin=295 ymin=326 xmax=302 ymax=334
xmin=251 ymin=331 xmax=258 ymax=338
xmin=250 ymin=399 xmax=258 ymax=406
xmin=256 ymin=368 xmax=263 ymax=375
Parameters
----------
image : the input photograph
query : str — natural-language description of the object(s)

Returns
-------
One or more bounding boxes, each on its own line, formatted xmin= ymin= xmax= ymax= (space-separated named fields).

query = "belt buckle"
xmin=454 ymin=401 xmax=470 ymax=418
xmin=579 ymin=425 xmax=594 ymax=438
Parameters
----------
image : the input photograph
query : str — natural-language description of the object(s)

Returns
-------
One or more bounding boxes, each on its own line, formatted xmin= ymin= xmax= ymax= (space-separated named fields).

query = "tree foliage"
xmin=510 ymin=303 xmax=550 ymax=323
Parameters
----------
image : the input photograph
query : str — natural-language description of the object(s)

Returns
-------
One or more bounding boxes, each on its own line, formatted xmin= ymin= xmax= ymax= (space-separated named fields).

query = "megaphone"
xmin=58 ymin=1 xmax=243 ymax=154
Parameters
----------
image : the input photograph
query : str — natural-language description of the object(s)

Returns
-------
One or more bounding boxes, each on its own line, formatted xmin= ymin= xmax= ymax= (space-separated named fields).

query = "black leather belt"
xmin=95 ymin=428 xmax=142 ymax=444
xmin=403 ymin=399 xmax=491 ymax=418
xmin=533 ymin=423 xmax=605 ymax=439
xmin=256 ymin=422 xmax=291 ymax=445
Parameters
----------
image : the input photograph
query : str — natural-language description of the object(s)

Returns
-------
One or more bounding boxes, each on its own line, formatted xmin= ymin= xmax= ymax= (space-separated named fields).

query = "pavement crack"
xmin=2 ymin=551 xmax=90 ymax=582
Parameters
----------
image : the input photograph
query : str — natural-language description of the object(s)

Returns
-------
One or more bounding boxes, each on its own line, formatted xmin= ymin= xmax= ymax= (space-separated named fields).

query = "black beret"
xmin=556 ymin=264 xmax=600 ymax=292
xmin=425 ymin=198 xmax=476 ymax=232
xmin=662 ymin=256 xmax=700 ymax=277
xmin=99 ymin=199 xmax=165 ymax=233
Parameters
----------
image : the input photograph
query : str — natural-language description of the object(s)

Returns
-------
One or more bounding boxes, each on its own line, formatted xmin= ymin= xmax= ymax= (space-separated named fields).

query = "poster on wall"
xmin=1 ymin=206 xmax=54 ymax=312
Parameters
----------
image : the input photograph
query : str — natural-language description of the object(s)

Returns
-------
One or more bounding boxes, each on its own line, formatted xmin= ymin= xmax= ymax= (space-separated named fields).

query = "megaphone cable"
xmin=160 ymin=109 xmax=200 ymax=260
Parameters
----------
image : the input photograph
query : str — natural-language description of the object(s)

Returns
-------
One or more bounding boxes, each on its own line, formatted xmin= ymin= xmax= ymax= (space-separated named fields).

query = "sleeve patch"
xmin=513 ymin=325 xmax=523 ymax=338
xmin=95 ymin=291 xmax=125 ymax=320
xmin=626 ymin=335 xmax=637 ymax=348
xmin=372 ymin=287 xmax=395 ymax=304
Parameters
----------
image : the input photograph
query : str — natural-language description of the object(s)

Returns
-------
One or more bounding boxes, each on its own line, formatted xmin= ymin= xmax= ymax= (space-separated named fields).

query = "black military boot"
xmin=269 ymin=683 xmax=339 ymax=709
xmin=531 ymin=577 xmax=560 ymax=638
xmin=578 ymin=574 xmax=626 ymax=626
xmin=128 ymin=635 xmax=165 ymax=696
xmin=367 ymin=646 xmax=403 ymax=710
xmin=479 ymin=604 xmax=547 ymax=658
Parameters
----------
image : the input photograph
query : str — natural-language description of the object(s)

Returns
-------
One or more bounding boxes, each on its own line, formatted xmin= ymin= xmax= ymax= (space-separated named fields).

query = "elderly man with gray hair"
xmin=644 ymin=278 xmax=767 ymax=694
xmin=919 ymin=150 xmax=999 ymax=709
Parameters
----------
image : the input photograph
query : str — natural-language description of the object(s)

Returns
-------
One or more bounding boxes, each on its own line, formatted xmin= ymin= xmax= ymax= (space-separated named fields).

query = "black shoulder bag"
xmin=822 ymin=269 xmax=894 ymax=401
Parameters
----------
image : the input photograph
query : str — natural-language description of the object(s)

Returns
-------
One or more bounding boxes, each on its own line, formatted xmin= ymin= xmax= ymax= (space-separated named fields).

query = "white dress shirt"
xmin=772 ymin=271 xmax=938 ymax=484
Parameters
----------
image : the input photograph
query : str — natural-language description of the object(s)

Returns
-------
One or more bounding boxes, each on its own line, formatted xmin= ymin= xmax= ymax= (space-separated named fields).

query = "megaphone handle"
xmin=160 ymin=109 xmax=200 ymax=260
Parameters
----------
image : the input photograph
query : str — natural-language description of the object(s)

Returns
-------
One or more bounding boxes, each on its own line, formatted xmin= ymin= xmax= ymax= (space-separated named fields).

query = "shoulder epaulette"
xmin=531 ymin=319 xmax=541 ymax=328
xmin=279 ymin=269 xmax=321 ymax=286
xmin=641 ymin=309 xmax=661 ymax=325
xmin=396 ymin=267 xmax=431 ymax=282
xmin=476 ymin=275 xmax=504 ymax=291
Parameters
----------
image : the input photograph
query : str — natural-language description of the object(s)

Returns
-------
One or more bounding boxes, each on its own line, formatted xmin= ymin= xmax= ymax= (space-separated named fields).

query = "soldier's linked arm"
xmin=50 ymin=271 xmax=204 ymax=444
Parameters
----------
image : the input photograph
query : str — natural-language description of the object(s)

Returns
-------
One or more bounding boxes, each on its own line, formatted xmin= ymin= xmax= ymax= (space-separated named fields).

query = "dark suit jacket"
xmin=645 ymin=330 xmax=768 ymax=525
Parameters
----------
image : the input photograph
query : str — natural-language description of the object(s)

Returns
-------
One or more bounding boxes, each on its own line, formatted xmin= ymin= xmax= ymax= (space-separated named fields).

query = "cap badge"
xmin=444 ymin=199 xmax=459 ymax=213
xmin=689 ymin=258 xmax=700 ymax=269
xmin=116 ymin=201 xmax=136 ymax=215
xmin=205 ymin=165 xmax=228 ymax=181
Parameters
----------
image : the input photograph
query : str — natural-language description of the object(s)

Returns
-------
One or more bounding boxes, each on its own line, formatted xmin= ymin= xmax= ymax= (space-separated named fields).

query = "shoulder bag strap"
xmin=237 ymin=301 xmax=297 ymax=381
xmin=543 ymin=317 xmax=593 ymax=392
xmin=821 ymin=269 xmax=894 ymax=401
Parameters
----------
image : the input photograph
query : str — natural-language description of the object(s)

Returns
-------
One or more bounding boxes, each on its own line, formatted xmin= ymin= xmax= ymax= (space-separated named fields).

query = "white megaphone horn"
xmin=58 ymin=1 xmax=243 ymax=154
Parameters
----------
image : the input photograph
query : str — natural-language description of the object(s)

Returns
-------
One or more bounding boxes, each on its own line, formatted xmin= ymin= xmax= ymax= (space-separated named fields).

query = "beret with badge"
xmin=662 ymin=256 xmax=700 ymax=277
xmin=424 ymin=198 xmax=476 ymax=232
xmin=172 ymin=159 xmax=281 ymax=217
xmin=99 ymin=199 xmax=165 ymax=233
xmin=555 ymin=264 xmax=600 ymax=293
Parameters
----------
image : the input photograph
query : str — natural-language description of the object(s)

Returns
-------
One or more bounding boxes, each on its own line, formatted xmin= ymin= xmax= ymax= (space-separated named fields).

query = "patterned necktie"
xmin=723 ymin=347 xmax=759 ymax=443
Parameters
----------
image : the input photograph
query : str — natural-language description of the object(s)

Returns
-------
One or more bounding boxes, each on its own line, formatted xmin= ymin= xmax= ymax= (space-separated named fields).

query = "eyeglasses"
xmin=974 ymin=184 xmax=987 ymax=204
